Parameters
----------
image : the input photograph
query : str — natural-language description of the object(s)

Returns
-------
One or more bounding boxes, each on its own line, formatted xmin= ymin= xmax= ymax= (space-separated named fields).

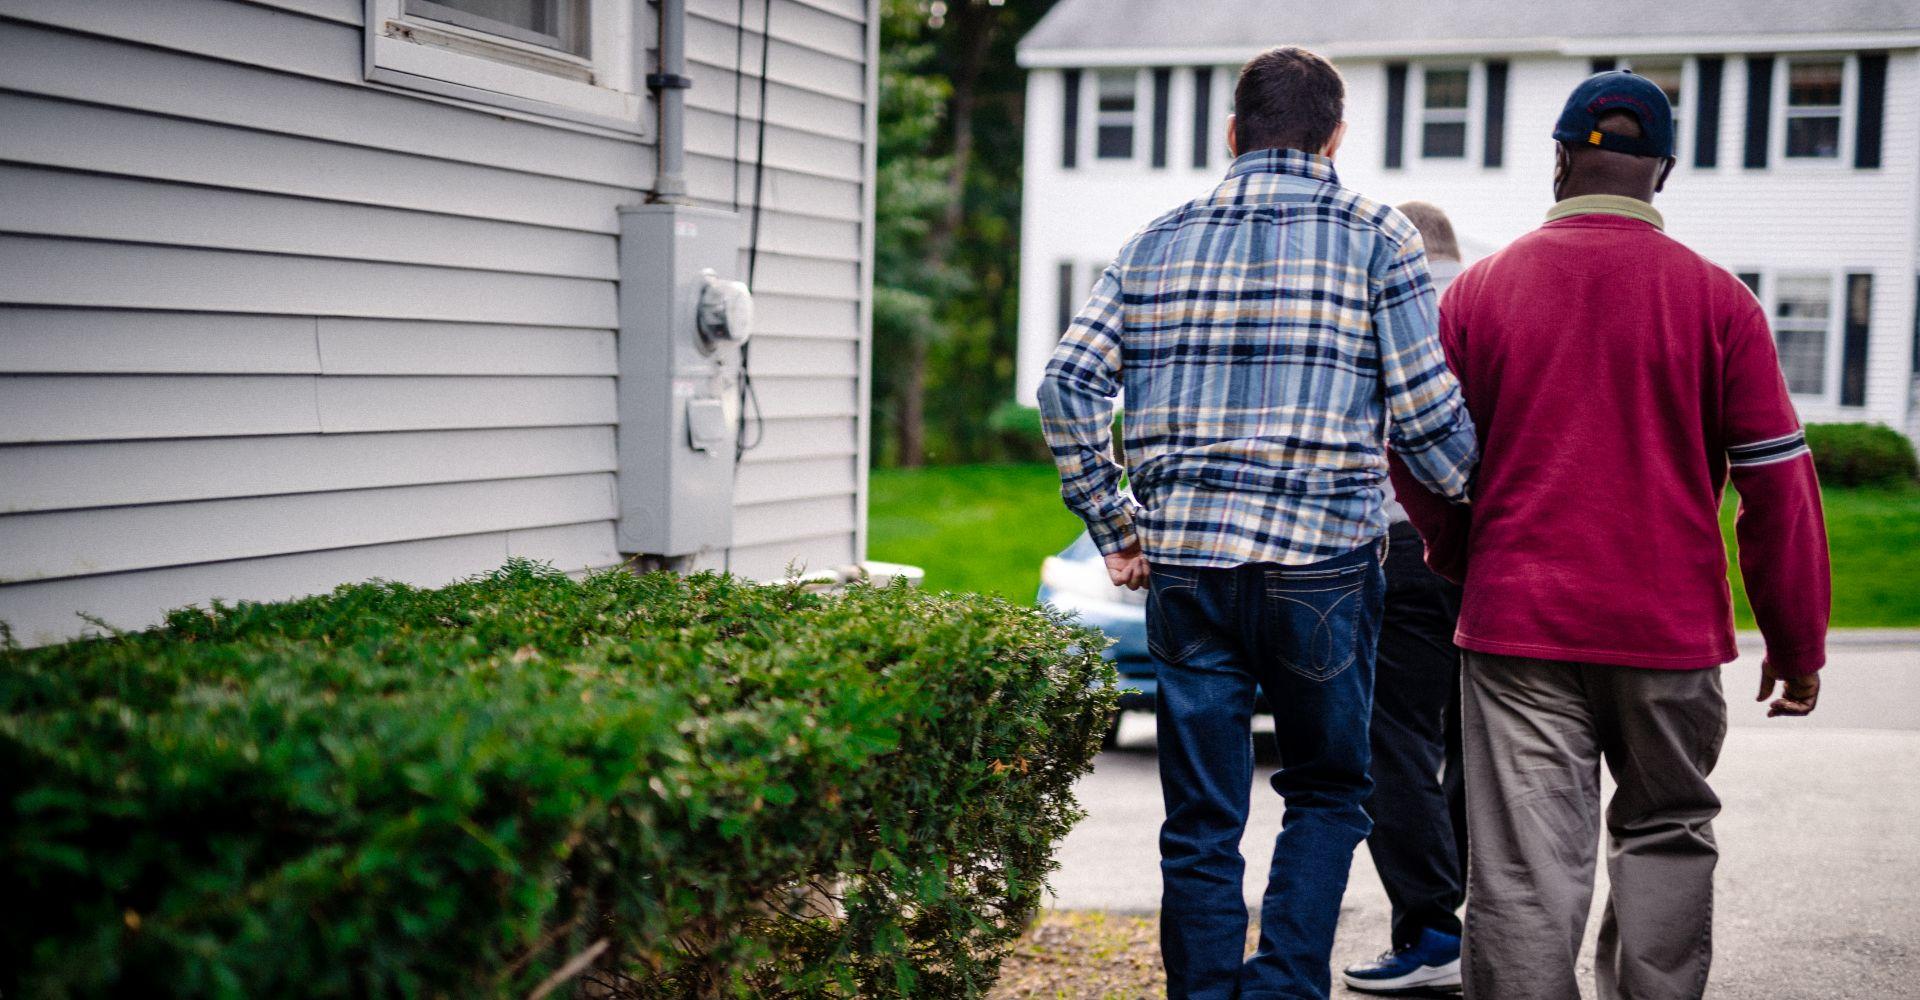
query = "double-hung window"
xmin=1772 ymin=274 xmax=1833 ymax=396
xmin=365 ymin=0 xmax=642 ymax=130
xmin=1784 ymin=59 xmax=1845 ymax=158
xmin=1420 ymin=67 xmax=1471 ymax=159
xmin=1096 ymin=70 xmax=1139 ymax=160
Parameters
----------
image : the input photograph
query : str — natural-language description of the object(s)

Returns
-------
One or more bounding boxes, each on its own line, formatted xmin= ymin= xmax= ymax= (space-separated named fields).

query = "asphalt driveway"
xmin=1045 ymin=633 xmax=1920 ymax=999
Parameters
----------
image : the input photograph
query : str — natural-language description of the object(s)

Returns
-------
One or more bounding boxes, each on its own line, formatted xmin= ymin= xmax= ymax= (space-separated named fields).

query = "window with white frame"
xmin=1096 ymin=70 xmax=1139 ymax=160
xmin=1784 ymin=59 xmax=1844 ymax=158
xmin=1420 ymin=67 xmax=1471 ymax=159
xmin=1772 ymin=274 xmax=1833 ymax=396
xmin=365 ymin=0 xmax=641 ymax=130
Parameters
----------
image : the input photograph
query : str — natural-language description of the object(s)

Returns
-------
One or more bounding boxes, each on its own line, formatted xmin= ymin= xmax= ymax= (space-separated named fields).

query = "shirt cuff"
xmin=1084 ymin=509 xmax=1139 ymax=557
xmin=1395 ymin=426 xmax=1478 ymax=503
xmin=1764 ymin=642 xmax=1826 ymax=678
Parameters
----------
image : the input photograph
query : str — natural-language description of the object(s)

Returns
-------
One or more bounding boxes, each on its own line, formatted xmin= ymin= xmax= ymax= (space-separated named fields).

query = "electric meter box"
xmin=615 ymin=204 xmax=748 ymax=557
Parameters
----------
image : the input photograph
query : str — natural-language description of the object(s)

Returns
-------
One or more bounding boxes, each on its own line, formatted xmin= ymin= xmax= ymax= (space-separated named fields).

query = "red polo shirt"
xmin=1392 ymin=201 xmax=1831 ymax=675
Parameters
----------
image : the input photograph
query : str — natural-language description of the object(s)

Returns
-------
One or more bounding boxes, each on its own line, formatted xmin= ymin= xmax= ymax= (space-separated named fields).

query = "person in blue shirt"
xmin=1038 ymin=47 xmax=1477 ymax=1000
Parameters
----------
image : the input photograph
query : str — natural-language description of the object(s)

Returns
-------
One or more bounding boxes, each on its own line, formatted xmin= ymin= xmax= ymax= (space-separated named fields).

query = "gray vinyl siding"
xmin=0 ymin=0 xmax=874 ymax=644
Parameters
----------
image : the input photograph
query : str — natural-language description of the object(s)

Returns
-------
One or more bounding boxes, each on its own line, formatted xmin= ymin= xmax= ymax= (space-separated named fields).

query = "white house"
xmin=1014 ymin=0 xmax=1920 ymax=443
xmin=0 ymin=0 xmax=876 ymax=645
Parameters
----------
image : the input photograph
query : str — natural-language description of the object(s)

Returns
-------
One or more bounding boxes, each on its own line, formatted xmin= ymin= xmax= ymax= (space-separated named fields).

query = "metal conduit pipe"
xmin=648 ymin=0 xmax=691 ymax=202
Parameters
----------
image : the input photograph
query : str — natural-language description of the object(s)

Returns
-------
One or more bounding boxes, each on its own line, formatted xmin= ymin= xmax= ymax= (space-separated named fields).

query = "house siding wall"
xmin=1017 ymin=50 xmax=1920 ymax=442
xmin=0 ymin=0 xmax=874 ymax=645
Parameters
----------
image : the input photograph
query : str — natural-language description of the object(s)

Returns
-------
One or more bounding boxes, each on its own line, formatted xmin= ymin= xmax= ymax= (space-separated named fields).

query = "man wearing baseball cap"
xmin=1391 ymin=71 xmax=1831 ymax=999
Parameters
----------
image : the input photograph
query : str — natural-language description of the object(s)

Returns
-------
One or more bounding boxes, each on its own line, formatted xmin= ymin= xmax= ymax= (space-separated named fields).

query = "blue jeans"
xmin=1148 ymin=542 xmax=1385 ymax=1000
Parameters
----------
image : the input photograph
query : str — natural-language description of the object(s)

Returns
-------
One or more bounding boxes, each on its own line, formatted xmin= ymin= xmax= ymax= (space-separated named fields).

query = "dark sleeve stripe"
xmin=1728 ymin=430 xmax=1810 ymax=467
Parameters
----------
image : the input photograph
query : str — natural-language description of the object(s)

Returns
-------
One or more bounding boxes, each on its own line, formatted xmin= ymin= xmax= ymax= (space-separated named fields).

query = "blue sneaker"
xmin=1340 ymin=927 xmax=1462 ymax=994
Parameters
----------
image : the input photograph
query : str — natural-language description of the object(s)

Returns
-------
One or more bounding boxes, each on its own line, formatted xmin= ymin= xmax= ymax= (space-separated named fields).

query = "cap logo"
xmin=1589 ymin=93 xmax=1656 ymax=119
xmin=1589 ymin=130 xmax=1602 ymax=145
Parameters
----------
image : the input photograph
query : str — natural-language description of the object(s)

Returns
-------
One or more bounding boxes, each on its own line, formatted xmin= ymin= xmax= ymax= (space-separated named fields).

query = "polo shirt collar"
xmin=1226 ymin=148 xmax=1339 ymax=185
xmin=1545 ymin=194 xmax=1665 ymax=230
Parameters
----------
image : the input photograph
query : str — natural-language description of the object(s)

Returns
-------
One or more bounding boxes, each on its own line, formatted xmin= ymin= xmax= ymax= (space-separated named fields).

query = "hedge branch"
xmin=525 ymin=937 xmax=609 ymax=1000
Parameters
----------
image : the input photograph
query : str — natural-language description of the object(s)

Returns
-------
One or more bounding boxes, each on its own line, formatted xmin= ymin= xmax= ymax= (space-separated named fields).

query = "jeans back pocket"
xmin=1263 ymin=561 xmax=1368 ymax=682
xmin=1146 ymin=568 xmax=1210 ymax=666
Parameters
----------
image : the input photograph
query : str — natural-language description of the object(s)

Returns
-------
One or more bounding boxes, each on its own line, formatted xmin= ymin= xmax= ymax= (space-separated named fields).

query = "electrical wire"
xmin=722 ymin=0 xmax=775 ymax=574
xmin=731 ymin=0 xmax=747 ymax=212
xmin=733 ymin=0 xmax=773 ymax=464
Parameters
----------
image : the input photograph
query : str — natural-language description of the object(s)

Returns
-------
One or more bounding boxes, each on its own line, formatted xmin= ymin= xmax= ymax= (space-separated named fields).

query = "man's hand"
xmin=1756 ymin=658 xmax=1820 ymax=717
xmin=1104 ymin=541 xmax=1150 ymax=591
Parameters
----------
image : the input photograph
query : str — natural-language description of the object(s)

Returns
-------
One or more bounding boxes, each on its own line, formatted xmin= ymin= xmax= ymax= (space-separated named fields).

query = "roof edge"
xmin=1015 ymin=29 xmax=1920 ymax=67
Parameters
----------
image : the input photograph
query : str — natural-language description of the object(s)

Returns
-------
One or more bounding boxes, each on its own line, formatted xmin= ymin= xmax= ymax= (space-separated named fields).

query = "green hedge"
xmin=0 ymin=562 xmax=1115 ymax=999
xmin=1805 ymin=422 xmax=1919 ymax=488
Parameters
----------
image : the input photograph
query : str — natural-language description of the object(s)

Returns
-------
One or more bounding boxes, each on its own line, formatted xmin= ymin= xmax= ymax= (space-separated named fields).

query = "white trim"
xmin=1758 ymin=269 xmax=1846 ymax=405
xmin=1024 ymin=39 xmax=1560 ymax=67
xmin=1776 ymin=54 xmax=1853 ymax=164
xmin=363 ymin=0 xmax=644 ymax=133
xmin=1016 ymin=31 xmax=1920 ymax=68
xmin=853 ymin=0 xmax=877 ymax=564
xmin=1212 ymin=62 xmax=1235 ymax=166
xmin=1728 ymin=445 xmax=1812 ymax=468
xmin=1416 ymin=63 xmax=1474 ymax=162
xmin=1563 ymin=31 xmax=1920 ymax=57
xmin=1391 ymin=61 xmax=1496 ymax=171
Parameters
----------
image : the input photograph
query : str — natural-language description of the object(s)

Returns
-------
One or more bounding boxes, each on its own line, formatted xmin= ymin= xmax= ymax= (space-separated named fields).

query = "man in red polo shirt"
xmin=1392 ymin=72 xmax=1830 ymax=1000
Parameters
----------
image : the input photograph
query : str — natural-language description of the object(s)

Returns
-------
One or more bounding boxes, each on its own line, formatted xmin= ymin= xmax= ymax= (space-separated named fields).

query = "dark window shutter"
xmin=1856 ymin=51 xmax=1888 ymax=169
xmin=1483 ymin=60 xmax=1509 ymax=167
xmin=1151 ymin=67 xmax=1172 ymax=168
xmin=1385 ymin=62 xmax=1408 ymax=169
xmin=1590 ymin=57 xmax=1617 ymax=73
xmin=1737 ymin=272 xmax=1762 ymax=298
xmin=1912 ymin=275 xmax=1920 ymax=375
xmin=1841 ymin=273 xmax=1872 ymax=406
xmin=1056 ymin=261 xmax=1076 ymax=336
xmin=1192 ymin=66 xmax=1213 ymax=169
xmin=1062 ymin=69 xmax=1081 ymax=169
xmin=1694 ymin=57 xmax=1723 ymax=168
xmin=1744 ymin=56 xmax=1774 ymax=169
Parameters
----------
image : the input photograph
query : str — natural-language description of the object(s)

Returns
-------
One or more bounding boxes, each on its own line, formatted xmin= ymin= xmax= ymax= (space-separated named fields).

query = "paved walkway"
xmin=1046 ymin=635 xmax=1920 ymax=998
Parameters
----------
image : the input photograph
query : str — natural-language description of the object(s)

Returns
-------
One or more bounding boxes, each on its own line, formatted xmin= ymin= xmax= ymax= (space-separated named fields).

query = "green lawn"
xmin=870 ymin=463 xmax=1920 ymax=628
xmin=868 ymin=463 xmax=1085 ymax=600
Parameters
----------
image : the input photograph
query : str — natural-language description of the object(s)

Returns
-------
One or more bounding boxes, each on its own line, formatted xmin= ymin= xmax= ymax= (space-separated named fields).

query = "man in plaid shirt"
xmin=1037 ymin=47 xmax=1477 ymax=1000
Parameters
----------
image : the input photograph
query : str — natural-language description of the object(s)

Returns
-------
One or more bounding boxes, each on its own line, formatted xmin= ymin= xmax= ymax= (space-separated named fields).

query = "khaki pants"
xmin=1460 ymin=652 xmax=1726 ymax=1000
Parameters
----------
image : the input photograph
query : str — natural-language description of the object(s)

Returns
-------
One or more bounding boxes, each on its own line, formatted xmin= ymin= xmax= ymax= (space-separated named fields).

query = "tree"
xmin=872 ymin=0 xmax=959 ymax=469
xmin=874 ymin=0 xmax=1063 ymax=468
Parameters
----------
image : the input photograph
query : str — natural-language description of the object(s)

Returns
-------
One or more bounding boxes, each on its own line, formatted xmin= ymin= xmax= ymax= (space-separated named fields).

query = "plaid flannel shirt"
xmin=1037 ymin=149 xmax=1478 ymax=567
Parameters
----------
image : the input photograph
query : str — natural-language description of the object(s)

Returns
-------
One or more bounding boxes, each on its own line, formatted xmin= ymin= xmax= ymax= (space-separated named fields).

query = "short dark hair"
xmin=1233 ymin=47 xmax=1345 ymax=154
xmin=1596 ymin=108 xmax=1644 ymax=139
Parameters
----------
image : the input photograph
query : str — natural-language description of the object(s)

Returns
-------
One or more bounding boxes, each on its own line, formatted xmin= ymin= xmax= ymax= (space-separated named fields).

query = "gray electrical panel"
xmin=615 ymin=204 xmax=750 ymax=557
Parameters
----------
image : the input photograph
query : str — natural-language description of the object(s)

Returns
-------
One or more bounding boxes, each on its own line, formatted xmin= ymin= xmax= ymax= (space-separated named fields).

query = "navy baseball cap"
xmin=1552 ymin=70 xmax=1675 ymax=158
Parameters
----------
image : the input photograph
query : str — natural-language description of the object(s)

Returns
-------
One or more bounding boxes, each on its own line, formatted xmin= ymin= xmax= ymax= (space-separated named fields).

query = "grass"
xmin=870 ymin=462 xmax=1920 ymax=628
xmin=868 ymin=463 xmax=1085 ymax=600
xmin=1723 ymin=485 xmax=1920 ymax=628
